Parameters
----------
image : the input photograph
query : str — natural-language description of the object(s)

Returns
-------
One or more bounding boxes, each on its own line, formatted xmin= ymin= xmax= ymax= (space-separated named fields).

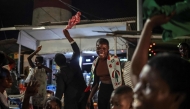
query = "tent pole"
xmin=114 ymin=37 xmax=117 ymax=56
xmin=79 ymin=38 xmax=82 ymax=69
xmin=137 ymin=0 xmax=143 ymax=31
xmin=18 ymin=32 xmax=21 ymax=75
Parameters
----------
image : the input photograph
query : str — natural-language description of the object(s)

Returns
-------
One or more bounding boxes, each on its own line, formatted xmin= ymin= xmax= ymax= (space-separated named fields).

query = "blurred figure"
xmin=178 ymin=42 xmax=190 ymax=61
xmin=0 ymin=67 xmax=13 ymax=109
xmin=22 ymin=81 xmax=39 ymax=109
xmin=110 ymin=85 xmax=133 ymax=109
xmin=44 ymin=96 xmax=62 ymax=109
xmin=3 ymin=55 xmax=20 ymax=95
xmin=22 ymin=81 xmax=62 ymax=109
xmin=131 ymin=12 xmax=190 ymax=109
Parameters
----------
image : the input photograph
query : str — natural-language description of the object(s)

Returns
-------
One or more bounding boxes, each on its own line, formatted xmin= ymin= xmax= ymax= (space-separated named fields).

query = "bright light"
xmin=151 ymin=51 xmax=154 ymax=53
xmin=83 ymin=51 xmax=96 ymax=53
xmin=86 ymin=59 xmax=91 ymax=62
xmin=120 ymin=59 xmax=128 ymax=61
xmin=149 ymin=49 xmax=151 ymax=51
xmin=149 ymin=54 xmax=152 ymax=56
xmin=121 ymin=49 xmax=124 ymax=52
xmin=154 ymin=53 xmax=156 ymax=55
xmin=153 ymin=43 xmax=156 ymax=45
xmin=32 ymin=26 xmax=45 ymax=30
xmin=83 ymin=63 xmax=93 ymax=65
xmin=150 ymin=45 xmax=152 ymax=47
xmin=79 ymin=56 xmax=82 ymax=68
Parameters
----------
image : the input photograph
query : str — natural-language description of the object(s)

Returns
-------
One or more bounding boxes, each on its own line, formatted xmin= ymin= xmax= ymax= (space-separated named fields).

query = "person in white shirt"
xmin=25 ymin=46 xmax=52 ymax=109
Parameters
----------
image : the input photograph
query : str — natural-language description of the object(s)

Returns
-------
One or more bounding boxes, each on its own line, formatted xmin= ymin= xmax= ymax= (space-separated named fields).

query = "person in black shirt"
xmin=55 ymin=29 xmax=87 ymax=109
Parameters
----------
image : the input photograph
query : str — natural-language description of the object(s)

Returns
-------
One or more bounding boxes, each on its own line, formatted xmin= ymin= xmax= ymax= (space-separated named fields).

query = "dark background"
xmin=0 ymin=0 xmax=137 ymax=40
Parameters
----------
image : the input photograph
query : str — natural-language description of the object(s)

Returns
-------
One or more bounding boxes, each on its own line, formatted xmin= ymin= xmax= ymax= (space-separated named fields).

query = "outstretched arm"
xmin=130 ymin=21 xmax=153 ymax=85
xmin=27 ymin=46 xmax=42 ymax=68
xmin=131 ymin=13 xmax=174 ymax=86
xmin=22 ymin=81 xmax=39 ymax=109
xmin=86 ymin=73 xmax=99 ymax=109
xmin=63 ymin=29 xmax=80 ymax=65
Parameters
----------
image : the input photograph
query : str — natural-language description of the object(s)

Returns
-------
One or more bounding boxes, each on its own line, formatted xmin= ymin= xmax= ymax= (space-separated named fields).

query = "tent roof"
xmin=2 ymin=20 xmax=134 ymax=40
xmin=39 ymin=17 xmax=136 ymax=25
xmin=0 ymin=39 xmax=33 ymax=54
xmin=0 ymin=17 xmax=137 ymax=58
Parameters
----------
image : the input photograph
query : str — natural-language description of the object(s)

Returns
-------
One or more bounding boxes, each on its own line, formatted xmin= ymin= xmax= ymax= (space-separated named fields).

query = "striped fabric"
xmin=123 ymin=61 xmax=133 ymax=89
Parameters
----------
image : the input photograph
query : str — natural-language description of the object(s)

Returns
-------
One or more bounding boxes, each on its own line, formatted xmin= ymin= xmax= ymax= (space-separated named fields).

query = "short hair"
xmin=44 ymin=96 xmax=62 ymax=108
xmin=113 ymin=85 xmax=133 ymax=95
xmin=0 ymin=51 xmax=6 ymax=66
xmin=54 ymin=53 xmax=66 ymax=66
xmin=178 ymin=43 xmax=190 ymax=49
xmin=96 ymin=38 xmax=109 ymax=46
xmin=36 ymin=56 xmax=44 ymax=63
xmin=147 ymin=53 xmax=190 ymax=109
xmin=0 ymin=67 xmax=10 ymax=79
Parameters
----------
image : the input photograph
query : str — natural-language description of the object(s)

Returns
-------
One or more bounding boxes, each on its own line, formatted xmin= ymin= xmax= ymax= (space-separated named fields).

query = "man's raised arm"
xmin=63 ymin=29 xmax=80 ymax=65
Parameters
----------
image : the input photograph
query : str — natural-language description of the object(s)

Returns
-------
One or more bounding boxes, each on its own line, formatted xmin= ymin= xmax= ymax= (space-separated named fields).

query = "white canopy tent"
xmin=16 ymin=21 xmax=130 ymax=58
xmin=1 ymin=19 xmax=137 ymax=74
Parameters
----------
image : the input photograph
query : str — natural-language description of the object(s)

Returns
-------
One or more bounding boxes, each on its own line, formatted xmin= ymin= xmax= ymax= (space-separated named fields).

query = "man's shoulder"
xmin=60 ymin=66 xmax=73 ymax=73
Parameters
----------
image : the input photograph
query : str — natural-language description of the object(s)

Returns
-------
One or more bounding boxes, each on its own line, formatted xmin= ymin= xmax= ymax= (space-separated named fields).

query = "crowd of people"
xmin=0 ymin=0 xmax=190 ymax=109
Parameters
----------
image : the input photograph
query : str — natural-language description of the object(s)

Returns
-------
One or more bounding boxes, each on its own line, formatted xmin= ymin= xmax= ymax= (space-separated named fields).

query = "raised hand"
xmin=147 ymin=12 xmax=175 ymax=27
xmin=25 ymin=81 xmax=40 ymax=97
xmin=65 ymin=11 xmax=81 ymax=29
xmin=22 ymin=81 xmax=40 ymax=109
xmin=36 ymin=45 xmax=42 ymax=52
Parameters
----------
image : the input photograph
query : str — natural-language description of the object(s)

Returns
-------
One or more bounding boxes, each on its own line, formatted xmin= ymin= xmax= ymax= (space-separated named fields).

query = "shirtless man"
xmin=86 ymin=38 xmax=123 ymax=109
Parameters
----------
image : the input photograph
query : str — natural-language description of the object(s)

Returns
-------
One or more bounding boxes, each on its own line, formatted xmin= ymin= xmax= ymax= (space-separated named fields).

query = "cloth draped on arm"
xmin=143 ymin=0 xmax=190 ymax=41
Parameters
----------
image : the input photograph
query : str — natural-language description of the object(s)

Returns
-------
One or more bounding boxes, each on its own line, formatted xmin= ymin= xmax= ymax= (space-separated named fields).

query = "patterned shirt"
xmin=25 ymin=67 xmax=47 ymax=107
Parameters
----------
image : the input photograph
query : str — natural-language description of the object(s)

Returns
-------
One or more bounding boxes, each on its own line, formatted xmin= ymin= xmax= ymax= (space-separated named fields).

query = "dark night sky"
xmin=0 ymin=0 xmax=137 ymax=40
xmin=0 ymin=0 xmax=182 ymax=40
xmin=0 ymin=0 xmax=137 ymax=27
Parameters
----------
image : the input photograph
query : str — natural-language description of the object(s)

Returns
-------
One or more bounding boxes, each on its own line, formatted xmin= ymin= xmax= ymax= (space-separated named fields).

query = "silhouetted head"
xmin=134 ymin=53 xmax=190 ymax=109
xmin=35 ymin=55 xmax=44 ymax=67
xmin=110 ymin=85 xmax=133 ymax=109
xmin=44 ymin=96 xmax=62 ymax=109
xmin=178 ymin=43 xmax=190 ymax=58
xmin=54 ymin=53 xmax=66 ymax=67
